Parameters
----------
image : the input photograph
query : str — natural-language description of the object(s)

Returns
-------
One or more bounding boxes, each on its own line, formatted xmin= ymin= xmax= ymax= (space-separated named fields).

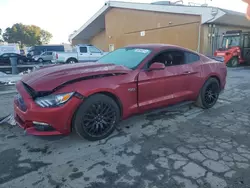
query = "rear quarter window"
xmin=185 ymin=52 xmax=200 ymax=64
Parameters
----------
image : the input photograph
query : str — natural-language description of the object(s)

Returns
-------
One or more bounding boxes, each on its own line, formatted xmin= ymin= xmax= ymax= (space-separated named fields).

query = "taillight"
xmin=56 ymin=53 xmax=58 ymax=59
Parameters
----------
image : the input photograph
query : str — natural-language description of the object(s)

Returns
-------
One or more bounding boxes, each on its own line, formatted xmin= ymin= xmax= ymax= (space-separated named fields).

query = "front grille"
xmin=15 ymin=93 xmax=27 ymax=111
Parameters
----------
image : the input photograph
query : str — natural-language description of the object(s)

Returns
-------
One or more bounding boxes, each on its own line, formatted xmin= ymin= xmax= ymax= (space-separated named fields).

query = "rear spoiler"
xmin=206 ymin=56 xmax=224 ymax=63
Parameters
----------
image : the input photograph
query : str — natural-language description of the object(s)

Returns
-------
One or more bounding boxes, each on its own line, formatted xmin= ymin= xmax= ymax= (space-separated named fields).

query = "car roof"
xmin=1 ymin=53 xmax=17 ymax=55
xmin=125 ymin=44 xmax=187 ymax=50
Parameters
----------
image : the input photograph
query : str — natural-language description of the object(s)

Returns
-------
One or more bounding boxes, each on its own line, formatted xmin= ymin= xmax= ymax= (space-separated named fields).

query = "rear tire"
xmin=67 ymin=58 xmax=77 ymax=64
xmin=227 ymin=57 xmax=238 ymax=67
xmin=195 ymin=78 xmax=220 ymax=109
xmin=73 ymin=94 xmax=120 ymax=141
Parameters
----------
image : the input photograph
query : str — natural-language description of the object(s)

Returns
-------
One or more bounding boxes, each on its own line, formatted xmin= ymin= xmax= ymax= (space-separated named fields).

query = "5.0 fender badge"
xmin=128 ymin=88 xmax=136 ymax=92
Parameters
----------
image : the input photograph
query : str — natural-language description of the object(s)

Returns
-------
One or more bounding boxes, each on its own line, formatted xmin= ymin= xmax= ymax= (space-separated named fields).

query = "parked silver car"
xmin=33 ymin=51 xmax=54 ymax=63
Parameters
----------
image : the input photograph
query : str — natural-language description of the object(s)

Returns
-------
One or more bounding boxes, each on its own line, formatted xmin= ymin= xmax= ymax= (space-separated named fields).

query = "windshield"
xmin=97 ymin=47 xmax=152 ymax=69
xmin=222 ymin=35 xmax=240 ymax=49
xmin=28 ymin=47 xmax=34 ymax=52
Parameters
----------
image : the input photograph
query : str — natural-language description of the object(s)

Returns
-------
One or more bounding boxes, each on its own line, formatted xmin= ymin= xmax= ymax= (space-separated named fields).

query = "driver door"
xmin=137 ymin=50 xmax=182 ymax=112
xmin=138 ymin=50 xmax=200 ymax=112
xmin=89 ymin=46 xmax=103 ymax=61
xmin=138 ymin=65 xmax=172 ymax=112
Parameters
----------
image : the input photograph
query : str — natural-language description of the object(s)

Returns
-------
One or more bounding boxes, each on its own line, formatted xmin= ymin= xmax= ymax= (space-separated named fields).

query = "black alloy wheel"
xmin=204 ymin=82 xmax=219 ymax=106
xmin=74 ymin=94 xmax=120 ymax=141
xmin=195 ymin=78 xmax=220 ymax=109
xmin=82 ymin=102 xmax=116 ymax=137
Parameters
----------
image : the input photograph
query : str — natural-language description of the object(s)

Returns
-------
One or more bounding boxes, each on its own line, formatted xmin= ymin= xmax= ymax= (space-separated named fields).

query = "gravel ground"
xmin=0 ymin=67 xmax=250 ymax=188
xmin=0 ymin=92 xmax=16 ymax=118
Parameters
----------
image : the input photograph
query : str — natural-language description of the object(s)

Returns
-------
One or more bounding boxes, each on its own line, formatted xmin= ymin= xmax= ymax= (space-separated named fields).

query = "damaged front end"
xmin=13 ymin=72 xmax=127 ymax=135
xmin=22 ymin=72 xmax=126 ymax=99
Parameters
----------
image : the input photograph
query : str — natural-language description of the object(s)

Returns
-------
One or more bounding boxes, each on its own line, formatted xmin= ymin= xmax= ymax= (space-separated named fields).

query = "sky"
xmin=0 ymin=0 xmax=247 ymax=44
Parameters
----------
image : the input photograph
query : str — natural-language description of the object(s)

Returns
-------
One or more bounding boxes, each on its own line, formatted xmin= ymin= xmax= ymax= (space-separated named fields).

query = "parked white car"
xmin=52 ymin=44 xmax=108 ymax=64
xmin=33 ymin=51 xmax=54 ymax=63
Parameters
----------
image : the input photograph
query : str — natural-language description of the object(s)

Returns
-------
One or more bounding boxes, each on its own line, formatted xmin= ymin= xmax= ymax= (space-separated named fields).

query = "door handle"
xmin=183 ymin=71 xmax=191 ymax=74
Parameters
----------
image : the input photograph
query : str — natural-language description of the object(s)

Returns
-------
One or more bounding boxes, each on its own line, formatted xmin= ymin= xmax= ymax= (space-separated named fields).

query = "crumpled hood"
xmin=21 ymin=62 xmax=131 ymax=91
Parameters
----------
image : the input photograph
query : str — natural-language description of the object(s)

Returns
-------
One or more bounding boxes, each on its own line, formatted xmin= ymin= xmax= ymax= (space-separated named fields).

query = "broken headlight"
xmin=35 ymin=92 xmax=74 ymax=108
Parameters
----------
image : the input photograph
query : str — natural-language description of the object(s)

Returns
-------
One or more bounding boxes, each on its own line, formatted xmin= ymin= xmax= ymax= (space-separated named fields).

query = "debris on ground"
xmin=0 ymin=114 xmax=15 ymax=126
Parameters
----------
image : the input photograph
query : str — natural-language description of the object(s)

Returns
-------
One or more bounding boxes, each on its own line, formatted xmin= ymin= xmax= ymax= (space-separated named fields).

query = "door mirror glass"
xmin=149 ymin=62 xmax=165 ymax=71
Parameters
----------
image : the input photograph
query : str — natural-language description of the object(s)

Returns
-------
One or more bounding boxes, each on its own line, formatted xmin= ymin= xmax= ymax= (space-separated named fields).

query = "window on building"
xmin=79 ymin=47 xmax=87 ymax=53
xmin=185 ymin=52 xmax=200 ymax=64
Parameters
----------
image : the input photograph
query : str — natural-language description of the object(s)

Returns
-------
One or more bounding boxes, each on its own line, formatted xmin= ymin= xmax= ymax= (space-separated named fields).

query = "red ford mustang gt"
xmin=14 ymin=44 xmax=227 ymax=141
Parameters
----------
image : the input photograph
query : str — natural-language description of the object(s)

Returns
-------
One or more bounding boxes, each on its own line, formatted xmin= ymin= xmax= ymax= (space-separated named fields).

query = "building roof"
xmin=70 ymin=1 xmax=250 ymax=42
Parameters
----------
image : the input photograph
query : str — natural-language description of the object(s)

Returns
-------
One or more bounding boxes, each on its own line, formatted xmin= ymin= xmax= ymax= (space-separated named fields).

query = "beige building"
xmin=70 ymin=1 xmax=250 ymax=55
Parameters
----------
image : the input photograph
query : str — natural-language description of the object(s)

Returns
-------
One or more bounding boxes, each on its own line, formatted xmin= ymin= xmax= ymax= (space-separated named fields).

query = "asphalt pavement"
xmin=0 ymin=67 xmax=250 ymax=188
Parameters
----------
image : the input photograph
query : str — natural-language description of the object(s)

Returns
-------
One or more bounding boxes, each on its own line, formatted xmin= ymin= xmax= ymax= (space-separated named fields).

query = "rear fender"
xmin=201 ymin=62 xmax=226 ymax=90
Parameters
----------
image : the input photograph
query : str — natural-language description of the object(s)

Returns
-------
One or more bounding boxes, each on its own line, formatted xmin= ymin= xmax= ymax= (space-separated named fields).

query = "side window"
xmin=10 ymin=53 xmax=17 ymax=57
xmin=2 ymin=54 xmax=9 ymax=57
xmin=243 ymin=35 xmax=250 ymax=48
xmin=89 ymin=46 xmax=101 ymax=53
xmin=47 ymin=52 xmax=53 ymax=55
xmin=185 ymin=52 xmax=200 ymax=64
xmin=80 ymin=47 xmax=87 ymax=53
xmin=149 ymin=50 xmax=185 ymax=67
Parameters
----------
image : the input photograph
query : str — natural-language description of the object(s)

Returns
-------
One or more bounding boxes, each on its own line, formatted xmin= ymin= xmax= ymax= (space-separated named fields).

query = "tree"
xmin=2 ymin=23 xmax=53 ymax=47
xmin=40 ymin=30 xmax=53 ymax=44
xmin=0 ymin=28 xmax=3 ymax=42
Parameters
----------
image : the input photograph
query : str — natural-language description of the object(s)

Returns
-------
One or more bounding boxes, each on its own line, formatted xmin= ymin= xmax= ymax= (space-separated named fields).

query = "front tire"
xmin=18 ymin=59 xmax=24 ymax=64
xmin=38 ymin=58 xmax=43 ymax=63
xmin=227 ymin=57 xmax=238 ymax=67
xmin=73 ymin=94 xmax=120 ymax=141
xmin=195 ymin=78 xmax=220 ymax=109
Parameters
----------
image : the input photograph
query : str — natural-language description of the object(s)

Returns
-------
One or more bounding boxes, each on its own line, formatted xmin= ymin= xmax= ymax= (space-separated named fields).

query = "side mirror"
xmin=148 ymin=62 xmax=165 ymax=71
